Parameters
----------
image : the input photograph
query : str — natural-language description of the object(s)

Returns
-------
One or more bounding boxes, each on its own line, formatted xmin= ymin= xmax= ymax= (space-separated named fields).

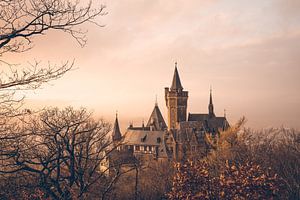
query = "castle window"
xmin=153 ymin=146 xmax=156 ymax=152
xmin=135 ymin=145 xmax=140 ymax=151
xmin=157 ymin=137 xmax=161 ymax=143
xmin=128 ymin=145 xmax=133 ymax=152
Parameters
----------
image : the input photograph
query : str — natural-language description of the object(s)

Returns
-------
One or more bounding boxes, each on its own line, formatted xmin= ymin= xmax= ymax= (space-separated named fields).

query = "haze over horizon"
xmin=5 ymin=0 xmax=300 ymax=130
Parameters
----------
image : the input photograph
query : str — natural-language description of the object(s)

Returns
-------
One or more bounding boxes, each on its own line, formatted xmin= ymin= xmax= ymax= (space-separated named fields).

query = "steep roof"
xmin=123 ymin=130 xmax=164 ymax=146
xmin=112 ymin=114 xmax=122 ymax=141
xmin=128 ymin=126 xmax=151 ymax=131
xmin=188 ymin=113 xmax=229 ymax=133
xmin=123 ymin=129 xmax=169 ymax=158
xmin=170 ymin=64 xmax=183 ymax=91
xmin=146 ymin=104 xmax=167 ymax=131
xmin=188 ymin=113 xmax=209 ymax=121
xmin=209 ymin=117 xmax=230 ymax=130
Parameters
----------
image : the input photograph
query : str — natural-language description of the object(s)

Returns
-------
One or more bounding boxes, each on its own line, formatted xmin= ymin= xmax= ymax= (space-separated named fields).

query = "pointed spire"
xmin=112 ymin=111 xmax=122 ymax=141
xmin=208 ymin=86 xmax=215 ymax=118
xmin=155 ymin=95 xmax=158 ymax=106
xmin=170 ymin=62 xmax=183 ymax=91
xmin=224 ymin=109 xmax=226 ymax=118
xmin=146 ymin=104 xmax=167 ymax=131
xmin=209 ymin=85 xmax=213 ymax=104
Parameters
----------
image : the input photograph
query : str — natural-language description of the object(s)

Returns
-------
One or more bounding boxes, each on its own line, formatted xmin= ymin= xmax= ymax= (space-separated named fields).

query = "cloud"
xmin=7 ymin=0 xmax=300 ymax=129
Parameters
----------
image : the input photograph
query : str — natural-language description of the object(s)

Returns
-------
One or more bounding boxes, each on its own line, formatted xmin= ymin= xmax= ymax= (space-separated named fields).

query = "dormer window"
xmin=141 ymin=135 xmax=147 ymax=142
xmin=157 ymin=137 xmax=161 ymax=143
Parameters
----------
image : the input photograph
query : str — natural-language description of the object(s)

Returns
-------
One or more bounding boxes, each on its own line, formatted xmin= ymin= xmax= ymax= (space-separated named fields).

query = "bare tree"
xmin=0 ymin=0 xmax=106 ymax=117
xmin=240 ymin=128 xmax=300 ymax=200
xmin=0 ymin=107 xmax=114 ymax=199
xmin=0 ymin=0 xmax=106 ymax=53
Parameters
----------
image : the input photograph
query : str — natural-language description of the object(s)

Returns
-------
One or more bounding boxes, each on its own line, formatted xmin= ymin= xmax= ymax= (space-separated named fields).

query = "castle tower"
xmin=112 ymin=112 xmax=122 ymax=142
xmin=165 ymin=63 xmax=188 ymax=130
xmin=208 ymin=87 xmax=216 ymax=118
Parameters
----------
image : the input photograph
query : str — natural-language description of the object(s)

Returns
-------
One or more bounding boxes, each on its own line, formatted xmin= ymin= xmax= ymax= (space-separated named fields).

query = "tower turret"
xmin=208 ymin=87 xmax=215 ymax=118
xmin=112 ymin=112 xmax=122 ymax=142
xmin=165 ymin=62 xmax=188 ymax=130
xmin=170 ymin=64 xmax=183 ymax=92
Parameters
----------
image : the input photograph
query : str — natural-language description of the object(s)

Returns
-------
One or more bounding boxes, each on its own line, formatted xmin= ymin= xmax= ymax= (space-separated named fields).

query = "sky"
xmin=4 ymin=0 xmax=300 ymax=131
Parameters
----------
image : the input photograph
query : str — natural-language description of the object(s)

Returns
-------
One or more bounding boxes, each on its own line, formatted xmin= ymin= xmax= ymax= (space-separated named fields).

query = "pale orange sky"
xmin=4 ymin=0 xmax=300 ymax=131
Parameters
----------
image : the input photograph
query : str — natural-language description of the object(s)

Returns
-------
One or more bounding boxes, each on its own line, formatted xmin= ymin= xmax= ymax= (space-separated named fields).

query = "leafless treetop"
xmin=0 ymin=0 xmax=106 ymax=56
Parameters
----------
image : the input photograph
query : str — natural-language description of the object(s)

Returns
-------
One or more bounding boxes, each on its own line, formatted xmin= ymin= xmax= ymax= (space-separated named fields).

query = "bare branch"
xmin=0 ymin=0 xmax=106 ymax=54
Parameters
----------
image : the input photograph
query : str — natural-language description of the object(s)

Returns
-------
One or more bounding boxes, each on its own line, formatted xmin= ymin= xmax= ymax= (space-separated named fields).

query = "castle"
xmin=111 ymin=63 xmax=229 ymax=163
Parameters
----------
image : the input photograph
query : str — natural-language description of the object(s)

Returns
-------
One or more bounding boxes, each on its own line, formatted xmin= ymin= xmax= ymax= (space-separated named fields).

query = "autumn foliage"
xmin=168 ymin=118 xmax=288 ymax=200
xmin=168 ymin=160 xmax=285 ymax=200
xmin=168 ymin=161 xmax=212 ymax=199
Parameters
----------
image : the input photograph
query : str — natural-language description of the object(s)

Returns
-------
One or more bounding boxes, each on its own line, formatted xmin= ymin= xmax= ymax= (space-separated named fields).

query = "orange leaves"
xmin=19 ymin=188 xmax=51 ymax=200
xmin=167 ymin=160 xmax=212 ymax=200
xmin=168 ymin=160 xmax=286 ymax=200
